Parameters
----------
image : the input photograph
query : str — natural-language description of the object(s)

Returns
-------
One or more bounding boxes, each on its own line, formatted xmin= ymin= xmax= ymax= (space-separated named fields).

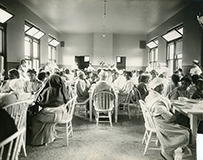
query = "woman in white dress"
xmin=145 ymin=78 xmax=190 ymax=160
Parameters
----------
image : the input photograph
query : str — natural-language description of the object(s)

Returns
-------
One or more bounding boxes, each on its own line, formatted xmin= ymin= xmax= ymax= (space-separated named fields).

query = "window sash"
xmin=24 ymin=36 xmax=40 ymax=71
xmin=33 ymin=40 xmax=39 ymax=58
xmin=48 ymin=45 xmax=56 ymax=61
xmin=0 ymin=29 xmax=2 ymax=54
xmin=166 ymin=39 xmax=183 ymax=74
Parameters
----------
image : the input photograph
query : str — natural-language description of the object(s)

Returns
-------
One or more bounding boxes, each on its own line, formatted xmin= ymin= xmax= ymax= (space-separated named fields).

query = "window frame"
xmin=0 ymin=24 xmax=7 ymax=80
xmin=24 ymin=21 xmax=43 ymax=71
xmin=166 ymin=38 xmax=183 ymax=74
xmin=24 ymin=34 xmax=40 ymax=71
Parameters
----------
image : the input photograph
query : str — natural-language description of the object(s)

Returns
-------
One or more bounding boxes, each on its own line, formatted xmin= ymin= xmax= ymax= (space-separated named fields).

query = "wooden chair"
xmin=74 ymin=97 xmax=89 ymax=118
xmin=2 ymin=101 xmax=29 ymax=157
xmin=139 ymin=100 xmax=160 ymax=156
xmin=93 ymin=91 xmax=115 ymax=127
xmin=58 ymin=97 xmax=76 ymax=145
xmin=120 ymin=87 xmax=142 ymax=119
xmin=0 ymin=127 xmax=26 ymax=160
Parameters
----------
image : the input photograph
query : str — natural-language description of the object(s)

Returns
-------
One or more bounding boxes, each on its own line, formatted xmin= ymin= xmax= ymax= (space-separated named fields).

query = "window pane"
xmin=149 ymin=50 xmax=154 ymax=62
xmin=24 ymin=24 xmax=30 ymax=32
xmin=0 ymin=29 xmax=2 ymax=54
xmin=0 ymin=55 xmax=4 ymax=73
xmin=168 ymin=44 xmax=174 ymax=60
xmin=177 ymin=27 xmax=183 ymax=35
xmin=25 ymin=59 xmax=32 ymax=69
xmin=52 ymin=47 xmax=56 ymax=60
xmin=154 ymin=48 xmax=158 ymax=61
xmin=167 ymin=60 xmax=174 ymax=74
xmin=175 ymin=40 xmax=182 ymax=54
xmin=33 ymin=59 xmax=39 ymax=71
xmin=25 ymin=37 xmax=31 ymax=57
xmin=33 ymin=41 xmax=39 ymax=58
xmin=176 ymin=59 xmax=182 ymax=69
xmin=48 ymin=46 xmax=51 ymax=59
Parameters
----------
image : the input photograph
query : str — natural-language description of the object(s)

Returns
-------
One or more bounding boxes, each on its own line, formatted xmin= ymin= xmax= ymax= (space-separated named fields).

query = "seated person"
xmin=166 ymin=74 xmax=180 ymax=96
xmin=191 ymin=77 xmax=203 ymax=99
xmin=31 ymin=74 xmax=69 ymax=146
xmin=0 ymin=109 xmax=18 ymax=159
xmin=0 ymin=68 xmax=20 ymax=93
xmin=75 ymin=71 xmax=90 ymax=103
xmin=92 ymin=70 xmax=116 ymax=96
xmin=0 ymin=79 xmax=31 ymax=108
xmin=24 ymin=69 xmax=43 ymax=95
xmin=113 ymin=70 xmax=126 ymax=91
xmin=146 ymin=78 xmax=190 ymax=160
xmin=37 ymin=71 xmax=46 ymax=83
xmin=122 ymin=71 xmax=134 ymax=94
xmin=168 ymin=76 xmax=191 ymax=100
xmin=92 ymin=70 xmax=116 ymax=114
xmin=137 ymin=74 xmax=150 ymax=101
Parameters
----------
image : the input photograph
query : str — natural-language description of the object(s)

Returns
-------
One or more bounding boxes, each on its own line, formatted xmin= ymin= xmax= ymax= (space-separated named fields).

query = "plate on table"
xmin=172 ymin=100 xmax=185 ymax=106
xmin=185 ymin=99 xmax=200 ymax=104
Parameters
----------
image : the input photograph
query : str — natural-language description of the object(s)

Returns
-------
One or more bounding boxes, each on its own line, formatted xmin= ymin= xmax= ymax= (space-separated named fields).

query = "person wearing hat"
xmin=145 ymin=77 xmax=190 ymax=160
xmin=189 ymin=60 xmax=202 ymax=76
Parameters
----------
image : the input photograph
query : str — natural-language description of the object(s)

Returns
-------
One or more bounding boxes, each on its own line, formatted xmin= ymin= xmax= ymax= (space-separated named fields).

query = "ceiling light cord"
xmin=102 ymin=0 xmax=107 ymax=37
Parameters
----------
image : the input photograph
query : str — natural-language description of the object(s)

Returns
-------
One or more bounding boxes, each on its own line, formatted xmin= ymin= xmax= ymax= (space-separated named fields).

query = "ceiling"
xmin=19 ymin=0 xmax=192 ymax=35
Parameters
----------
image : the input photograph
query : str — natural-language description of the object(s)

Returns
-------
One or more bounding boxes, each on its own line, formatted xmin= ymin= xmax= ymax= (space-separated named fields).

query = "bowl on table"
xmin=178 ymin=97 xmax=188 ymax=102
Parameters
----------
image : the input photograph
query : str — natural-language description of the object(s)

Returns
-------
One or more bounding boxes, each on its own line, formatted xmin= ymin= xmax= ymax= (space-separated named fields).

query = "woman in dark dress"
xmin=31 ymin=74 xmax=69 ymax=146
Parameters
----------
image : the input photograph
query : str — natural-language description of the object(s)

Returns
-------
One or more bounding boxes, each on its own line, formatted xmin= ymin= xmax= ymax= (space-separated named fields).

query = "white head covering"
xmin=9 ymin=79 xmax=25 ymax=94
xmin=193 ymin=59 xmax=199 ymax=65
xmin=99 ymin=70 xmax=108 ymax=80
xmin=77 ymin=70 xmax=85 ymax=77
xmin=9 ymin=79 xmax=32 ymax=101
xmin=148 ymin=77 xmax=166 ymax=90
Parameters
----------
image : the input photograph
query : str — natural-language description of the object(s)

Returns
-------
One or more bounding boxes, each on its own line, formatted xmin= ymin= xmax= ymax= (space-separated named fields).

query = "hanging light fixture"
xmin=102 ymin=0 xmax=107 ymax=38
xmin=0 ymin=7 xmax=14 ymax=23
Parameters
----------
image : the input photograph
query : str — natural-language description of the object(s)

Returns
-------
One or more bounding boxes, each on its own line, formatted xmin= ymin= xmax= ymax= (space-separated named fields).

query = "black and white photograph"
xmin=0 ymin=0 xmax=203 ymax=160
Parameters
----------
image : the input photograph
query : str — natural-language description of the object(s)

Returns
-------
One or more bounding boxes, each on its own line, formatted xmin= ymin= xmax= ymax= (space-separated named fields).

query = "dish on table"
xmin=172 ymin=100 xmax=185 ymax=106
xmin=185 ymin=99 xmax=200 ymax=104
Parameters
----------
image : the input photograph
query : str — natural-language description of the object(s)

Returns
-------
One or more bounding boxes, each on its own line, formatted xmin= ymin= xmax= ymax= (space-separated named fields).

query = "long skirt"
xmin=31 ymin=105 xmax=66 ymax=145
xmin=153 ymin=116 xmax=190 ymax=155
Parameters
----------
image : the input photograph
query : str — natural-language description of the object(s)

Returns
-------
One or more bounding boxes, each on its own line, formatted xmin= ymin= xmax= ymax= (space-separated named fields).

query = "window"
xmin=165 ymin=26 xmax=183 ymax=74
xmin=0 ymin=25 xmax=5 ymax=80
xmin=147 ymin=38 xmax=158 ymax=68
xmin=149 ymin=48 xmax=158 ymax=68
xmin=48 ymin=45 xmax=56 ymax=62
xmin=48 ymin=35 xmax=59 ymax=63
xmin=24 ymin=22 xmax=45 ymax=71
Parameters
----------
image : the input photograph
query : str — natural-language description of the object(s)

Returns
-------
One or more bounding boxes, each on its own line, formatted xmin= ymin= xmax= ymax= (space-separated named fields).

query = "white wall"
xmin=113 ymin=34 xmax=148 ymax=70
xmin=59 ymin=33 xmax=147 ymax=70
xmin=93 ymin=33 xmax=113 ymax=66
xmin=59 ymin=33 xmax=93 ymax=69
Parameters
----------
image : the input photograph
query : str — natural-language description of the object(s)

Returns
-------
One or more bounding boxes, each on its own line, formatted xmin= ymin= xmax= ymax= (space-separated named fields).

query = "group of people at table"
xmin=0 ymin=59 xmax=203 ymax=160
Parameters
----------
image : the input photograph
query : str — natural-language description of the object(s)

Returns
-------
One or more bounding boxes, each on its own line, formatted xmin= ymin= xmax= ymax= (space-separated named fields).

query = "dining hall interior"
xmin=0 ymin=0 xmax=203 ymax=160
